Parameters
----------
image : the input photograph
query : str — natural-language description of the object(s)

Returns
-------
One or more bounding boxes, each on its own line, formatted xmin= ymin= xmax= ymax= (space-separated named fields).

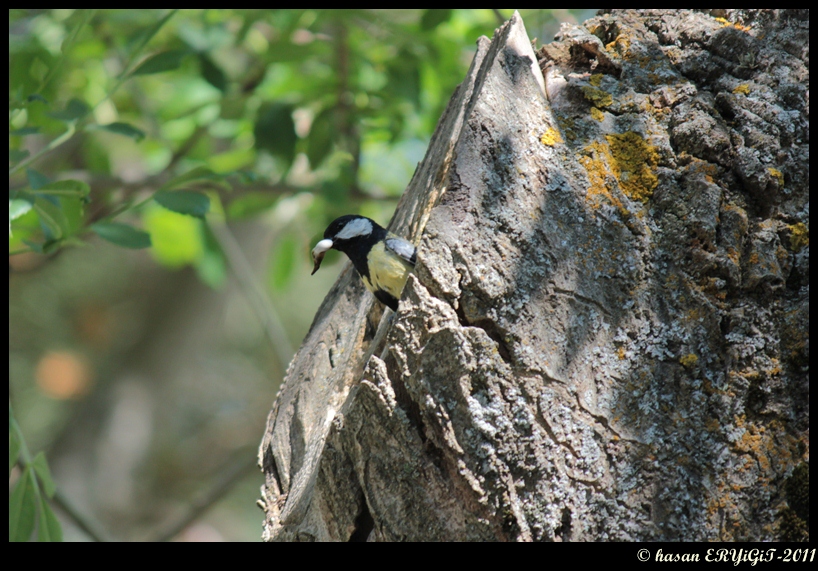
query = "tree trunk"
xmin=259 ymin=10 xmax=809 ymax=541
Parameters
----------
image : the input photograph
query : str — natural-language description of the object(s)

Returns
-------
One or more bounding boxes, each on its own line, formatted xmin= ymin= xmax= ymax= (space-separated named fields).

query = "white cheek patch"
xmin=334 ymin=217 xmax=373 ymax=240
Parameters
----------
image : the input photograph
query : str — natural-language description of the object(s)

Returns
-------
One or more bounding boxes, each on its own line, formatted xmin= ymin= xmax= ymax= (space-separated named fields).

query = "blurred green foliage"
xmin=10 ymin=404 xmax=62 ymax=542
xmin=9 ymin=9 xmax=586 ymax=285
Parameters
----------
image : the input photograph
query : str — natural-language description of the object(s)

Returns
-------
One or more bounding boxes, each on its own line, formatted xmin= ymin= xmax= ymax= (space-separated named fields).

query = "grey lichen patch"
xmin=742 ymin=220 xmax=789 ymax=294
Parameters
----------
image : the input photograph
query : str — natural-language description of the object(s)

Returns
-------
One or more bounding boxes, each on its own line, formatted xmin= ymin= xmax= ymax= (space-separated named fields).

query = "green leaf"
xmin=36 ymin=179 xmax=91 ymax=198
xmin=92 ymin=222 xmax=152 ymax=249
xmin=268 ymin=233 xmax=298 ymax=291
xmin=130 ymin=49 xmax=189 ymax=76
xmin=154 ymin=190 xmax=210 ymax=218
xmin=126 ymin=10 xmax=178 ymax=66
xmin=97 ymin=122 xmax=146 ymax=141
xmin=254 ymin=103 xmax=297 ymax=168
xmin=265 ymin=40 xmax=316 ymax=64
xmin=306 ymin=108 xmax=334 ymax=169
xmin=226 ymin=192 xmax=279 ymax=220
xmin=59 ymin=195 xmax=85 ymax=236
xmin=162 ymin=166 xmax=224 ymax=190
xmin=47 ymin=98 xmax=90 ymax=122
xmin=33 ymin=196 xmax=69 ymax=240
xmin=32 ymin=193 xmax=85 ymax=241
xmin=9 ymin=149 xmax=30 ymax=163
xmin=41 ymin=239 xmax=64 ymax=254
xmin=208 ymin=148 xmax=255 ymax=173
xmin=59 ymin=9 xmax=95 ymax=57
xmin=9 ymin=468 xmax=37 ymax=542
xmin=37 ymin=499 xmax=63 ymax=542
xmin=26 ymin=168 xmax=51 ymax=190
xmin=9 ymin=427 xmax=21 ymax=479
xmin=199 ymin=53 xmax=227 ymax=92
xmin=386 ymin=51 xmax=421 ymax=107
xmin=234 ymin=170 xmax=260 ymax=184
xmin=142 ymin=206 xmax=203 ymax=267
xmin=420 ymin=9 xmax=452 ymax=31
xmin=31 ymin=452 xmax=56 ymax=499
xmin=195 ymin=224 xmax=226 ymax=288
xmin=22 ymin=239 xmax=45 ymax=254
xmin=26 ymin=93 xmax=48 ymax=105
xmin=9 ymin=198 xmax=33 ymax=223
xmin=10 ymin=127 xmax=39 ymax=136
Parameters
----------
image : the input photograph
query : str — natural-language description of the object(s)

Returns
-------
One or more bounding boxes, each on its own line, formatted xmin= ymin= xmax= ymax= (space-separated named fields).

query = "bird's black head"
xmin=324 ymin=215 xmax=378 ymax=242
xmin=311 ymin=215 xmax=386 ymax=275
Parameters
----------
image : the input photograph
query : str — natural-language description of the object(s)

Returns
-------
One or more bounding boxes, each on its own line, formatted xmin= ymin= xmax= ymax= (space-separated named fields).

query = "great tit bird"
xmin=311 ymin=215 xmax=416 ymax=311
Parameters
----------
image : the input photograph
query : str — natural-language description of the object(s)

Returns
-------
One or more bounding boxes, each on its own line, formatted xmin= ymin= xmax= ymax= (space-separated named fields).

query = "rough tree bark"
xmin=259 ymin=10 xmax=809 ymax=541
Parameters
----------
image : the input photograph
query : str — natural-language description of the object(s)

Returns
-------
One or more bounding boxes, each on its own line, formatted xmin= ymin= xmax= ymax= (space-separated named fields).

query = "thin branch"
xmin=334 ymin=20 xmax=361 ymax=183
xmin=51 ymin=489 xmax=109 ymax=542
xmin=9 ymin=123 xmax=76 ymax=176
xmin=38 ymin=10 xmax=97 ymax=95
xmin=165 ymin=125 xmax=209 ymax=173
xmin=103 ymin=9 xmax=179 ymax=104
xmin=11 ymin=402 xmax=108 ymax=542
xmin=150 ymin=453 xmax=258 ymax=542
xmin=207 ymin=219 xmax=295 ymax=369
xmin=9 ymin=10 xmax=179 ymax=176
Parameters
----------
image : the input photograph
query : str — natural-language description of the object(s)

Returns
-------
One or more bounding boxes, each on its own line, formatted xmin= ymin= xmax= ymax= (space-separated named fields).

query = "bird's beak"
xmin=311 ymin=239 xmax=334 ymax=275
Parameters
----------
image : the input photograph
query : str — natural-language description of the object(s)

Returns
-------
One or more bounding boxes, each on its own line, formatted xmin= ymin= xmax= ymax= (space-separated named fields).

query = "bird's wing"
xmin=384 ymin=236 xmax=417 ymax=267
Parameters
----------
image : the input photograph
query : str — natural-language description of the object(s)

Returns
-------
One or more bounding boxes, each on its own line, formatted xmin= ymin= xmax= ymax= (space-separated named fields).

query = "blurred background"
xmin=9 ymin=9 xmax=594 ymax=541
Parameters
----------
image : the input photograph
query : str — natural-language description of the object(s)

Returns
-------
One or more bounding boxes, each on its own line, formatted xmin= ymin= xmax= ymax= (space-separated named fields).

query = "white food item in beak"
xmin=311 ymin=238 xmax=334 ymax=275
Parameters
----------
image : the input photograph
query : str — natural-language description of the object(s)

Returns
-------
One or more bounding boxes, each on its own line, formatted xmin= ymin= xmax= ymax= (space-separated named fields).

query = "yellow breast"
xmin=363 ymin=241 xmax=413 ymax=298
